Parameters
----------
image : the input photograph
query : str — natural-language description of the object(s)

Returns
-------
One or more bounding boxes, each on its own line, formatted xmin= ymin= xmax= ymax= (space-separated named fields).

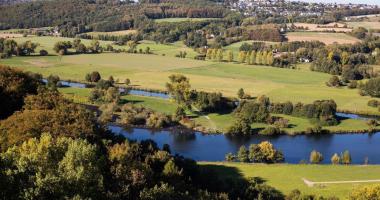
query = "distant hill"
xmin=0 ymin=0 xmax=227 ymax=33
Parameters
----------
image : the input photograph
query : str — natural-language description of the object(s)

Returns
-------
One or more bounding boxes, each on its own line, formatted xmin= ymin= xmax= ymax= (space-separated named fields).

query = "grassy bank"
xmin=199 ymin=162 xmax=380 ymax=198
xmin=58 ymin=87 xmax=378 ymax=134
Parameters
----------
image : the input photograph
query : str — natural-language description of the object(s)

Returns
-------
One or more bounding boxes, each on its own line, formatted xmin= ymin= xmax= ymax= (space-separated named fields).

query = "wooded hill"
xmin=0 ymin=0 xmax=228 ymax=31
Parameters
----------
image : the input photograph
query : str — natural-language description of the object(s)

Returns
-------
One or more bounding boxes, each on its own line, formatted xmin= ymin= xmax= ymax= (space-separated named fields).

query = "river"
xmin=51 ymin=79 xmax=380 ymax=164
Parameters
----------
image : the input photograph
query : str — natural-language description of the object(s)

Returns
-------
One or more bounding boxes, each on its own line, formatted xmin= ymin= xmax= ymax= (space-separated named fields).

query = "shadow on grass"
xmin=197 ymin=163 xmax=283 ymax=198
xmin=119 ymin=99 xmax=144 ymax=104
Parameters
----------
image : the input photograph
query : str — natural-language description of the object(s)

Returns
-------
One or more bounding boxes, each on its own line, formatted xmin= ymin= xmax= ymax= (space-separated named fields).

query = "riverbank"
xmin=57 ymin=84 xmax=380 ymax=136
xmin=198 ymin=162 xmax=380 ymax=198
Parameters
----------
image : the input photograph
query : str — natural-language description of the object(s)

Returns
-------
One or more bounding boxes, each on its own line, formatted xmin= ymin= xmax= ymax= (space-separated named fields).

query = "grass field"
xmin=59 ymin=87 xmax=177 ymax=114
xmin=1 ymin=36 xmax=379 ymax=117
xmin=290 ymin=23 xmax=352 ymax=32
xmin=200 ymin=162 xmax=380 ymax=198
xmin=85 ymin=30 xmax=138 ymax=37
xmin=346 ymin=22 xmax=380 ymax=30
xmin=154 ymin=18 xmax=221 ymax=23
xmin=224 ymin=40 xmax=280 ymax=54
xmin=286 ymin=32 xmax=360 ymax=45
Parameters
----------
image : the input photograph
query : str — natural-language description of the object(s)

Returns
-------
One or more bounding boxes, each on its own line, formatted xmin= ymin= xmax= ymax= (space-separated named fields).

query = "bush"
xmin=326 ymin=75 xmax=341 ymax=87
xmin=368 ymin=99 xmax=379 ymax=107
xmin=361 ymin=77 xmax=380 ymax=97
xmin=347 ymin=80 xmax=358 ymax=89
xmin=259 ymin=126 xmax=282 ymax=136
xmin=309 ymin=150 xmax=323 ymax=164
xmin=39 ymin=49 xmax=48 ymax=56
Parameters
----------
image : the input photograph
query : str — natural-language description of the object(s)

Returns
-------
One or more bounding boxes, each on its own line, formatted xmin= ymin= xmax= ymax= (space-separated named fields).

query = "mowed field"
xmin=224 ymin=40 xmax=280 ymax=54
xmin=1 ymin=36 xmax=379 ymax=116
xmin=200 ymin=162 xmax=380 ymax=198
xmin=290 ymin=23 xmax=352 ymax=32
xmin=286 ymin=32 xmax=360 ymax=45
xmin=346 ymin=22 xmax=380 ymax=30
xmin=85 ymin=30 xmax=138 ymax=37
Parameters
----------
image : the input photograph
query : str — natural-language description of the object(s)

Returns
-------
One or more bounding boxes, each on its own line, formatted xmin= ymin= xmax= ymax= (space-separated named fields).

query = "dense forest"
xmin=0 ymin=0 xmax=228 ymax=31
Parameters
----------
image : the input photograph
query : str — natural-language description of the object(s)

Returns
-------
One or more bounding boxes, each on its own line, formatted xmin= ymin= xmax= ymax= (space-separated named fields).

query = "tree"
xmin=227 ymin=117 xmax=252 ymax=135
xmin=163 ymin=159 xmax=182 ymax=177
xmin=341 ymin=150 xmax=352 ymax=165
xmin=250 ymin=51 xmax=257 ymax=65
xmin=331 ymin=153 xmax=340 ymax=164
xmin=248 ymin=142 xmax=284 ymax=163
xmin=341 ymin=51 xmax=350 ymax=65
xmin=327 ymin=75 xmax=341 ymax=87
xmin=262 ymin=51 xmax=268 ymax=65
xmin=53 ymin=41 xmax=71 ymax=55
xmin=0 ymin=65 xmax=41 ymax=119
xmin=361 ymin=77 xmax=380 ymax=97
xmin=225 ymin=153 xmax=236 ymax=162
xmin=89 ymin=40 xmax=101 ymax=53
xmin=309 ymin=150 xmax=323 ymax=164
xmin=46 ymin=74 xmax=60 ymax=89
xmin=237 ymin=146 xmax=249 ymax=162
xmin=238 ymin=51 xmax=247 ymax=63
xmin=173 ymin=107 xmax=186 ymax=121
xmin=237 ymin=88 xmax=245 ymax=99
xmin=165 ymin=74 xmax=191 ymax=106
xmin=267 ymin=51 xmax=274 ymax=65
xmin=90 ymin=71 xmax=101 ymax=82
xmin=108 ymin=76 xmax=115 ymax=85
xmin=227 ymin=50 xmax=234 ymax=62
xmin=349 ymin=185 xmax=380 ymax=200
xmin=217 ymin=49 xmax=224 ymax=62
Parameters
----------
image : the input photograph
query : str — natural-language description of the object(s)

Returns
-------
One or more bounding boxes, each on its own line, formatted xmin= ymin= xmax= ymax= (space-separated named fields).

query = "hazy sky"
xmin=295 ymin=0 xmax=380 ymax=5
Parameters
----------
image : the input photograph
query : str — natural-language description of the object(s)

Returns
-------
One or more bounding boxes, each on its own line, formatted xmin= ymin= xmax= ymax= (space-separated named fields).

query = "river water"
xmin=49 ymin=79 xmax=380 ymax=164
xmin=109 ymin=125 xmax=380 ymax=164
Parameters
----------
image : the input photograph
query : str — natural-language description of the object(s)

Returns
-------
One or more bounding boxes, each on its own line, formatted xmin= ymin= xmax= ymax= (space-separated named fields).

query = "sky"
xmin=294 ymin=0 xmax=380 ymax=5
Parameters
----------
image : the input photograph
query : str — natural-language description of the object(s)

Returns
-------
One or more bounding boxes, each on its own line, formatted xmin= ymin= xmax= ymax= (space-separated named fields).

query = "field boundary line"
xmin=303 ymin=178 xmax=380 ymax=187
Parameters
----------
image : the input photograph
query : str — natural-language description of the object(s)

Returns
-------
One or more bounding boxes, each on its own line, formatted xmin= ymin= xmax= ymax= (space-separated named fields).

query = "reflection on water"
xmin=109 ymin=125 xmax=380 ymax=164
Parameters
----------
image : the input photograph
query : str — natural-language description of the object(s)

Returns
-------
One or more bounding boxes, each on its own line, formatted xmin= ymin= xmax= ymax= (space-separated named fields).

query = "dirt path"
xmin=191 ymin=105 xmax=217 ymax=131
xmin=303 ymin=178 xmax=380 ymax=187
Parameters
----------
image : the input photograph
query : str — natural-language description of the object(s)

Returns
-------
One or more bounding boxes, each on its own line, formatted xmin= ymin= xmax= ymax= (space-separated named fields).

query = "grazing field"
xmin=224 ymin=40 xmax=280 ymax=54
xmin=200 ymin=162 xmax=380 ymax=198
xmin=10 ymin=36 xmax=115 ymax=55
xmin=154 ymin=18 xmax=221 ymax=23
xmin=286 ymin=32 xmax=360 ymax=45
xmin=1 ymin=36 xmax=380 ymax=116
xmin=59 ymin=87 xmax=177 ymax=114
xmin=346 ymin=22 xmax=380 ymax=30
xmin=85 ymin=30 xmax=138 ymax=37
xmin=136 ymin=40 xmax=199 ymax=58
xmin=2 ymin=54 xmax=379 ymax=116
xmin=290 ymin=23 xmax=352 ymax=32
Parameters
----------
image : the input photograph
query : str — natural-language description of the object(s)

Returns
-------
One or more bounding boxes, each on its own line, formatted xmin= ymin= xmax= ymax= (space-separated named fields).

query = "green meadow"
xmin=200 ymin=162 xmax=380 ymax=198
xmin=1 ymin=36 xmax=380 ymax=118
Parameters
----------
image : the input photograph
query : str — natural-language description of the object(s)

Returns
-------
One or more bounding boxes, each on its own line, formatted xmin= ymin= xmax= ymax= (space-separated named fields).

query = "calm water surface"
xmin=109 ymin=125 xmax=380 ymax=164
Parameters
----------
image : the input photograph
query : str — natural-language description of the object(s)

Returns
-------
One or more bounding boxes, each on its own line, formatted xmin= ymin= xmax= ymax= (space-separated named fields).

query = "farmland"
xmin=286 ymin=32 xmax=360 ymax=45
xmin=346 ymin=22 xmax=380 ymax=30
xmin=1 ymin=36 xmax=379 ymax=117
xmin=290 ymin=23 xmax=352 ymax=32
xmin=200 ymin=162 xmax=380 ymax=198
